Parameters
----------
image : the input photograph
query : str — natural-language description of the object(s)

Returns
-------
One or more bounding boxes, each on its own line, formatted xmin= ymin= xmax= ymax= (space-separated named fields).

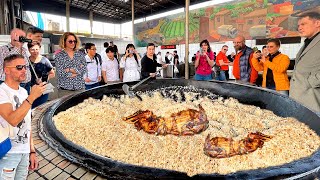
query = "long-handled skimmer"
xmin=122 ymin=68 xmax=163 ymax=98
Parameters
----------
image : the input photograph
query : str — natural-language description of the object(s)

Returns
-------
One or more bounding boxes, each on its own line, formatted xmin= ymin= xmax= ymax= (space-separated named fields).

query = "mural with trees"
xmin=134 ymin=0 xmax=320 ymax=47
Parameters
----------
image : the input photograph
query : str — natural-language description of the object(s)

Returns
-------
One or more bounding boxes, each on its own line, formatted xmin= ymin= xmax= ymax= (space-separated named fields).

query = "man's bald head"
xmin=10 ymin=28 xmax=25 ymax=48
xmin=233 ymin=35 xmax=246 ymax=51
xmin=235 ymin=35 xmax=245 ymax=43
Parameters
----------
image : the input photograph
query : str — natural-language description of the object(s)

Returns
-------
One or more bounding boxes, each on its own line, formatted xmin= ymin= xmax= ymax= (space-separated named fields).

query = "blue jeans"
xmin=0 ymin=153 xmax=29 ymax=180
xmin=215 ymin=70 xmax=227 ymax=81
xmin=32 ymin=93 xmax=49 ymax=109
xmin=85 ymin=82 xmax=100 ymax=90
xmin=194 ymin=74 xmax=212 ymax=81
xmin=0 ymin=81 xmax=31 ymax=94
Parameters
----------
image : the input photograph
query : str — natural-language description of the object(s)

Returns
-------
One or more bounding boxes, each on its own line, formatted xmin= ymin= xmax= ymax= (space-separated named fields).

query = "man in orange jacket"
xmin=232 ymin=35 xmax=258 ymax=84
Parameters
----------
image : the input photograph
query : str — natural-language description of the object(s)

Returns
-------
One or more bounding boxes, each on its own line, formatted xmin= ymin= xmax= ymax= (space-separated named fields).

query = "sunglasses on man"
xmin=6 ymin=65 xmax=29 ymax=71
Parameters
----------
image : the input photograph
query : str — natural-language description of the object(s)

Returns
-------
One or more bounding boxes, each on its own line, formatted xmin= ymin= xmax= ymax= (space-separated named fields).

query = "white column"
xmin=132 ymin=0 xmax=134 ymax=42
xmin=66 ymin=0 xmax=70 ymax=32
xmin=185 ymin=0 xmax=190 ymax=79
xmin=89 ymin=10 xmax=93 ymax=37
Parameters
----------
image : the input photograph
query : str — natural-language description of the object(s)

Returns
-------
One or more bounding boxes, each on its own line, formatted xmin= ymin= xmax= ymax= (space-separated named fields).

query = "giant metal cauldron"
xmin=39 ymin=79 xmax=320 ymax=179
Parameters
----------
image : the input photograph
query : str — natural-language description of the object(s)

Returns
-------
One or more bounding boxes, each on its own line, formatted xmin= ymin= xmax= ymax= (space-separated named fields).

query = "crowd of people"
xmin=0 ymin=11 xmax=319 ymax=179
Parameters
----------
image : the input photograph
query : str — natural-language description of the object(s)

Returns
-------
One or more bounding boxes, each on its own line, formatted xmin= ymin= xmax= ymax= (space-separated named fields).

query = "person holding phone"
xmin=120 ymin=44 xmax=141 ymax=82
xmin=194 ymin=39 xmax=215 ymax=81
xmin=140 ymin=43 xmax=168 ymax=80
xmin=252 ymin=38 xmax=290 ymax=95
xmin=28 ymin=41 xmax=55 ymax=108
xmin=0 ymin=54 xmax=46 ymax=179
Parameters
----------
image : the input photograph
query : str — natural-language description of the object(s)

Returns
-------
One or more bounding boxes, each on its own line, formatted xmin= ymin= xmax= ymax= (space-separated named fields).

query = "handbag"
xmin=212 ymin=64 xmax=221 ymax=76
xmin=0 ymin=124 xmax=12 ymax=159
xmin=0 ymin=86 xmax=15 ymax=159
xmin=174 ymin=65 xmax=179 ymax=73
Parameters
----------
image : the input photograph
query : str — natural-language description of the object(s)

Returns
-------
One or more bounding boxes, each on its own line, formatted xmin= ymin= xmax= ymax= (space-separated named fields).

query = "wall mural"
xmin=134 ymin=0 xmax=320 ymax=47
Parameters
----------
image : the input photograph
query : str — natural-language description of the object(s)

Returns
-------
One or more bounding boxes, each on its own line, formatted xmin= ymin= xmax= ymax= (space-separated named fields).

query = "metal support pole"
xmin=66 ymin=0 xmax=70 ymax=32
xmin=120 ymin=24 xmax=122 ymax=38
xmin=11 ymin=0 xmax=16 ymax=29
xmin=89 ymin=10 xmax=93 ymax=37
xmin=185 ymin=0 xmax=190 ymax=79
xmin=132 ymin=0 xmax=134 ymax=43
xmin=19 ymin=0 xmax=23 ymax=29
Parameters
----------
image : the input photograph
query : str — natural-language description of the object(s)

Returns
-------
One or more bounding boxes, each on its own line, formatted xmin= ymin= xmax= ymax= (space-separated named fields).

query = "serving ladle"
xmin=122 ymin=68 xmax=163 ymax=98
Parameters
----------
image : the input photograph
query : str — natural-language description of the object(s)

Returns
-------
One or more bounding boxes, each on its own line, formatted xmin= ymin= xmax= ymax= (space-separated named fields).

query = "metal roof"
xmin=22 ymin=0 xmax=209 ymax=24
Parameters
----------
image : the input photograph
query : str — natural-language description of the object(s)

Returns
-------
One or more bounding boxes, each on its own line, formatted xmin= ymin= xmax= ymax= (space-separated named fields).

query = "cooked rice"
xmin=53 ymin=88 xmax=320 ymax=176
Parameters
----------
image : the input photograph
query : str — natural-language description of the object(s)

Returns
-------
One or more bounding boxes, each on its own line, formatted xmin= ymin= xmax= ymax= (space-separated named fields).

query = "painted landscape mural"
xmin=134 ymin=0 xmax=320 ymax=47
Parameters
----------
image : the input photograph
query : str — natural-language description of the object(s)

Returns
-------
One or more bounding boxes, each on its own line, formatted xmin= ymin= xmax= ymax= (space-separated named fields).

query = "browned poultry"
xmin=204 ymin=132 xmax=272 ymax=158
xmin=122 ymin=104 xmax=209 ymax=136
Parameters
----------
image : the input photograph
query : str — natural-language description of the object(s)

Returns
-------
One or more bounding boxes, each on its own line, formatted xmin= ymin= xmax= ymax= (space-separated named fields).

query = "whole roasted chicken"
xmin=204 ymin=132 xmax=272 ymax=158
xmin=122 ymin=104 xmax=209 ymax=136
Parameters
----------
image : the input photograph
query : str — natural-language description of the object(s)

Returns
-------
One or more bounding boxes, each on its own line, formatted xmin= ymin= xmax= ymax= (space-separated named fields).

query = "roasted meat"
xmin=204 ymin=132 xmax=272 ymax=158
xmin=122 ymin=104 xmax=209 ymax=136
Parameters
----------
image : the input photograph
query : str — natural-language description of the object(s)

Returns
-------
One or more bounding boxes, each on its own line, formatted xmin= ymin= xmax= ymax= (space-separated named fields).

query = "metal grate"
xmin=22 ymin=0 xmax=209 ymax=23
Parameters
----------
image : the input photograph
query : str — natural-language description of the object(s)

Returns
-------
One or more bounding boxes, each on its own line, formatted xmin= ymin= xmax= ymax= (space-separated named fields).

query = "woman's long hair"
xmin=199 ymin=39 xmax=211 ymax=53
xmin=125 ymin=44 xmax=139 ymax=65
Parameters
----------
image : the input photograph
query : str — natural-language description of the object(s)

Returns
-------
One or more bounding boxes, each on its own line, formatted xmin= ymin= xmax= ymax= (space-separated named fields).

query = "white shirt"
xmin=120 ymin=56 xmax=141 ymax=82
xmin=156 ymin=54 xmax=163 ymax=64
xmin=84 ymin=55 xmax=101 ymax=85
xmin=101 ymin=56 xmax=120 ymax=82
xmin=100 ymin=49 xmax=107 ymax=64
xmin=0 ymin=83 xmax=31 ymax=154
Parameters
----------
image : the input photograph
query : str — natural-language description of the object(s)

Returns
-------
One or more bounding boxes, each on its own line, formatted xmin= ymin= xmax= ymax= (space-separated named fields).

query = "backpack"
xmin=94 ymin=53 xmax=102 ymax=65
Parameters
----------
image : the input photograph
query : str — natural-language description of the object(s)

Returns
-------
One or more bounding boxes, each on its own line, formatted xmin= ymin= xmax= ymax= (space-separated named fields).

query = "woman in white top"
xmin=120 ymin=44 xmax=141 ymax=82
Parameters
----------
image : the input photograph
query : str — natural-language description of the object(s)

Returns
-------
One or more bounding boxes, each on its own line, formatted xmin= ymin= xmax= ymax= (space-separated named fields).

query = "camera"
xmin=19 ymin=36 xmax=32 ymax=43
xmin=129 ymin=50 xmax=134 ymax=54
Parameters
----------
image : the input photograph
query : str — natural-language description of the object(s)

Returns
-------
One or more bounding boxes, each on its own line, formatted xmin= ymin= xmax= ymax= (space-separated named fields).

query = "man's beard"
xmin=13 ymin=75 xmax=26 ymax=83
xmin=234 ymin=45 xmax=243 ymax=51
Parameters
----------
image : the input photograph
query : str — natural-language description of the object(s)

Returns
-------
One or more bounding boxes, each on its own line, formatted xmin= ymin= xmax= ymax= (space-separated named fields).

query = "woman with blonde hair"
xmin=252 ymin=38 xmax=290 ymax=95
xmin=55 ymin=32 xmax=87 ymax=97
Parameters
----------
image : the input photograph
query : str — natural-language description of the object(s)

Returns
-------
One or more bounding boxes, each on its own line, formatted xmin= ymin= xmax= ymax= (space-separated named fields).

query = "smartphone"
xmin=129 ymin=50 xmax=134 ymax=54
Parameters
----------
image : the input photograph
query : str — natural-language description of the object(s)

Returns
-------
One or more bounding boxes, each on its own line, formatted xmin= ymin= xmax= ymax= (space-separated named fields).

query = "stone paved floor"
xmin=27 ymin=100 xmax=107 ymax=180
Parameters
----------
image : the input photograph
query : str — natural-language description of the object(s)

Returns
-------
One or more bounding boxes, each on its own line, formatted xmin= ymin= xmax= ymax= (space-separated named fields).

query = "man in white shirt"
xmin=100 ymin=42 xmax=109 ymax=64
xmin=84 ymin=43 xmax=101 ymax=90
xmin=101 ymin=47 xmax=120 ymax=84
xmin=0 ymin=54 xmax=45 ymax=179
xmin=156 ymin=52 xmax=165 ymax=77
